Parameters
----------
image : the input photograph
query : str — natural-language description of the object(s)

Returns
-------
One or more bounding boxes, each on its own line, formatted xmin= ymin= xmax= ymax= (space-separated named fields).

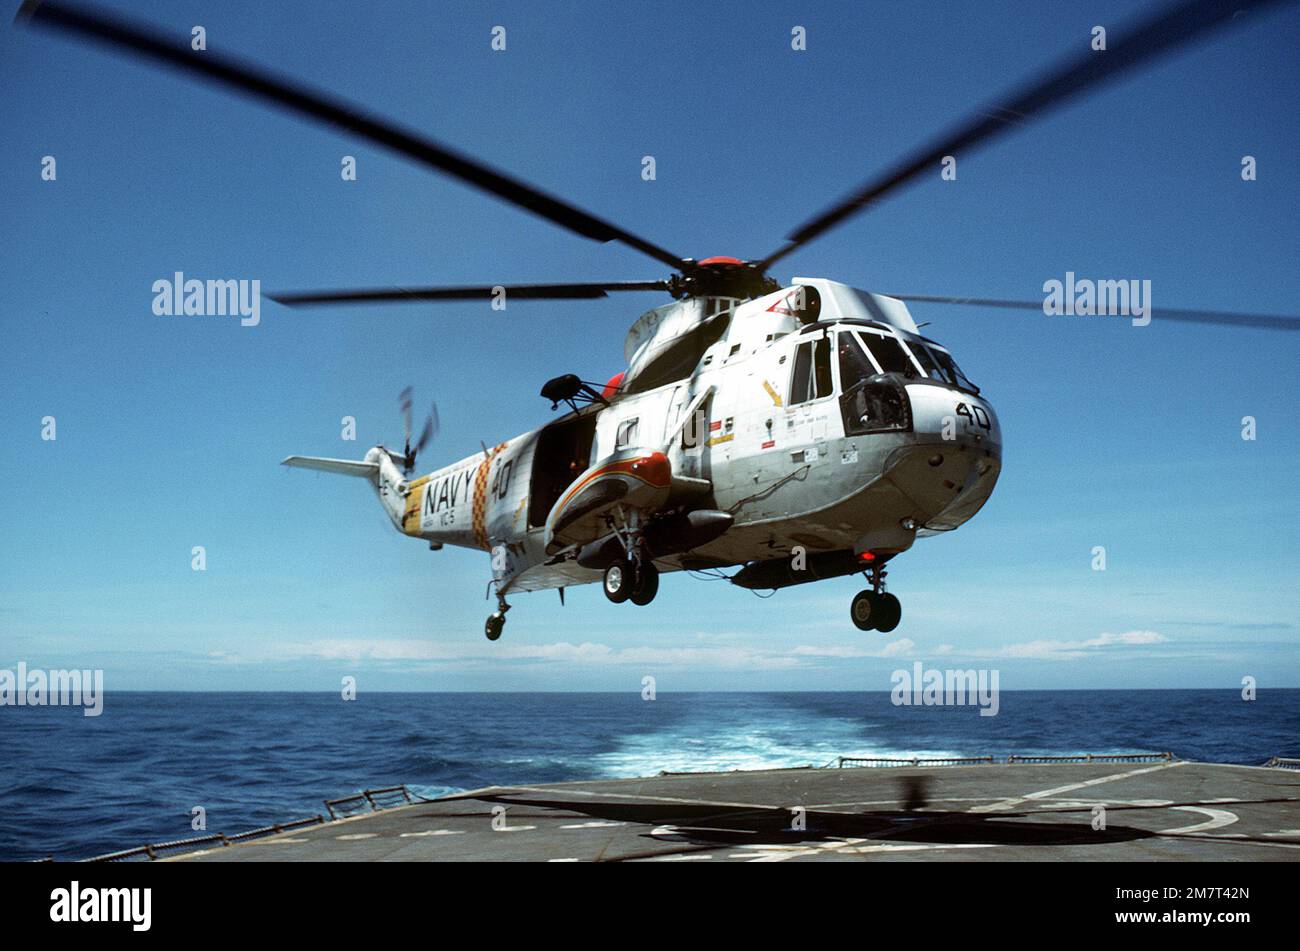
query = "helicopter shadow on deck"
xmin=471 ymin=776 xmax=1158 ymax=851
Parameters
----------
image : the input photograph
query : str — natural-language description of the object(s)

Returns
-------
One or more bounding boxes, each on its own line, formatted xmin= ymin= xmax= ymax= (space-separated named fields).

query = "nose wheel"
xmin=484 ymin=596 xmax=510 ymax=640
xmin=850 ymin=590 xmax=901 ymax=632
xmin=851 ymin=561 xmax=901 ymax=632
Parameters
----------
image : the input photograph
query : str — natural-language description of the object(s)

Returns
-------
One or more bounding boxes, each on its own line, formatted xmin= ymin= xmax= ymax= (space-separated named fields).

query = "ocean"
xmin=1 ymin=689 xmax=1296 ymax=861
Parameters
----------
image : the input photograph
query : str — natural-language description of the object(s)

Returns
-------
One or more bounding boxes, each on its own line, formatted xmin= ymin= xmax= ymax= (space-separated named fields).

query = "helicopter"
xmin=19 ymin=0 xmax=1299 ymax=641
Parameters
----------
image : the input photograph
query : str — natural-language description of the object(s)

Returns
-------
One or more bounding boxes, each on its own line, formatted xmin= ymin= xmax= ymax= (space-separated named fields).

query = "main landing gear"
xmin=603 ymin=552 xmax=659 ymax=606
xmin=601 ymin=506 xmax=660 ymax=607
xmin=851 ymin=561 xmax=901 ymax=633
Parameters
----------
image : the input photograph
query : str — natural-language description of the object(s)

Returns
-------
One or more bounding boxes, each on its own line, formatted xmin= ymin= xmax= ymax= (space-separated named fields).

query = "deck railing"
xmin=835 ymin=751 xmax=1173 ymax=768
xmin=73 ymin=785 xmax=419 ymax=862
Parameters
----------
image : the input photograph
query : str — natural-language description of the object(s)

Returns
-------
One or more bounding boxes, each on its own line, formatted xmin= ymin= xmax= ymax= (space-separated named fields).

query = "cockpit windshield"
xmin=837 ymin=328 xmax=978 ymax=393
xmin=907 ymin=339 xmax=948 ymax=384
xmin=924 ymin=344 xmax=978 ymax=393
xmin=836 ymin=331 xmax=875 ymax=384
xmin=856 ymin=329 xmax=916 ymax=377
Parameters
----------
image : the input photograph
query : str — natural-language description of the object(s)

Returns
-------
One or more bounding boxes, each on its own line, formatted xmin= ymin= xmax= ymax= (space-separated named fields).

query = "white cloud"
xmin=232 ymin=638 xmax=807 ymax=670
xmin=200 ymin=629 xmax=1168 ymax=672
xmin=790 ymin=638 xmax=917 ymax=659
xmin=935 ymin=630 xmax=1169 ymax=661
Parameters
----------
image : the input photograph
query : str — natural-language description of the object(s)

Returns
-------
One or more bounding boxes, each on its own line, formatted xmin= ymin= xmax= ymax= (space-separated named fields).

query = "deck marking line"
xmin=496 ymin=785 xmax=779 ymax=811
xmin=970 ymin=761 xmax=1183 ymax=813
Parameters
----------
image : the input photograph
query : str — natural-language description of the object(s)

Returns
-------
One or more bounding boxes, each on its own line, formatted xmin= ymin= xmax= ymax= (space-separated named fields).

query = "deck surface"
xmin=168 ymin=760 xmax=1300 ymax=862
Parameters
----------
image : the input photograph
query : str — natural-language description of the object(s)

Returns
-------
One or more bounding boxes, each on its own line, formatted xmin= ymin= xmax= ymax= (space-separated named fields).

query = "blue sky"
xmin=2 ymin=0 xmax=1297 ymax=691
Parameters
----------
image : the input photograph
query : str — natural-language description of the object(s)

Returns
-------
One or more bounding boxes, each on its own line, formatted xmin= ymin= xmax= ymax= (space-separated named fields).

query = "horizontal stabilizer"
xmin=281 ymin=456 xmax=380 ymax=481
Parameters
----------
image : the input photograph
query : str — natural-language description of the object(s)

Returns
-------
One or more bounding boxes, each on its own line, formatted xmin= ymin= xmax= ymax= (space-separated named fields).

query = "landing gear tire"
xmin=629 ymin=561 xmax=659 ymax=606
xmin=850 ymin=590 xmax=879 ymax=631
xmin=485 ymin=612 xmax=505 ymax=641
xmin=875 ymin=593 xmax=902 ymax=633
xmin=603 ymin=559 xmax=633 ymax=604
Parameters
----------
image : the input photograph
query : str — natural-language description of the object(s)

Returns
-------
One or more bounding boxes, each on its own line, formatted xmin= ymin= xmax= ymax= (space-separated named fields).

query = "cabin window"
xmin=789 ymin=337 xmax=833 ymax=405
xmin=615 ymin=417 xmax=639 ymax=449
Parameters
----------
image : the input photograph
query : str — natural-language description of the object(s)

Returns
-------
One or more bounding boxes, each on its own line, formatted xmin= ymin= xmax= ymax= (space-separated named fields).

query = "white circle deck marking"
xmin=1157 ymin=806 xmax=1239 ymax=835
xmin=647 ymin=853 xmax=713 ymax=861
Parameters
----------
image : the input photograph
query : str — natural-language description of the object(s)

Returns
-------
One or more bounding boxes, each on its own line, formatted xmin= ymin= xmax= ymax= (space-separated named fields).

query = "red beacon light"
xmin=857 ymin=551 xmax=877 ymax=563
xmin=601 ymin=371 xmax=625 ymax=400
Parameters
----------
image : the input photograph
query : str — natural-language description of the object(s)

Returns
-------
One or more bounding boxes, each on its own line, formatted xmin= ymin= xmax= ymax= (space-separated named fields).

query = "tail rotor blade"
xmin=414 ymin=403 xmax=439 ymax=455
xmin=399 ymin=386 xmax=414 ymax=450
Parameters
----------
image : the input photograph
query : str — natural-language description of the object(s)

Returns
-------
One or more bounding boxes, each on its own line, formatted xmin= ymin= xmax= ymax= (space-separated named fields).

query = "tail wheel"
xmin=875 ymin=593 xmax=902 ymax=633
xmin=485 ymin=613 xmax=505 ymax=640
xmin=630 ymin=560 xmax=659 ymax=606
xmin=603 ymin=559 xmax=633 ymax=603
xmin=850 ymin=590 xmax=878 ymax=631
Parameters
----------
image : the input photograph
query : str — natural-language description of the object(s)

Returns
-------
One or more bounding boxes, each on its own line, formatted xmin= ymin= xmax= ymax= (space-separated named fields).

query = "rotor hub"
xmin=667 ymin=257 xmax=778 ymax=301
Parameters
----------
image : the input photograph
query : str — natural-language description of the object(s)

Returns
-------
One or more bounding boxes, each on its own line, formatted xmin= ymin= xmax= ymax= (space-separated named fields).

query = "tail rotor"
xmin=397 ymin=387 xmax=439 ymax=474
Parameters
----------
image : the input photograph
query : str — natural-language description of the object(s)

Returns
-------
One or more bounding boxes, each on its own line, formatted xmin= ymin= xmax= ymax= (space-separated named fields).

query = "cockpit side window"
xmin=857 ymin=330 xmax=917 ymax=378
xmin=814 ymin=337 xmax=832 ymax=398
xmin=789 ymin=336 xmax=833 ymax=405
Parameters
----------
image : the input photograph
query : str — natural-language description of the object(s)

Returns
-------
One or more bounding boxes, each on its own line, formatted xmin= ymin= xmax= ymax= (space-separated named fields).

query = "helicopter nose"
xmin=868 ymin=383 xmax=1002 ymax=533
xmin=905 ymin=384 xmax=1001 ymax=453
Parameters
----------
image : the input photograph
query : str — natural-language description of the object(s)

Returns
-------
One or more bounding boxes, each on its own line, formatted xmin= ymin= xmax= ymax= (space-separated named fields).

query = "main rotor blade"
xmin=15 ymin=0 xmax=686 ymax=271
xmin=759 ymin=0 xmax=1294 ymax=270
xmin=267 ymin=280 xmax=671 ymax=306
xmin=886 ymin=294 xmax=1300 ymax=332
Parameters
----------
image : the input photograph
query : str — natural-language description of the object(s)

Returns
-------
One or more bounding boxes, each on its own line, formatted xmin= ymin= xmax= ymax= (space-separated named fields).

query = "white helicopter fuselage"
xmin=353 ymin=278 xmax=1002 ymax=600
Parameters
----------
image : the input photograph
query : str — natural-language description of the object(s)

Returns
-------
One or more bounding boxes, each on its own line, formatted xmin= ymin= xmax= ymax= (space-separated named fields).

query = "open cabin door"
xmin=527 ymin=412 xmax=599 ymax=529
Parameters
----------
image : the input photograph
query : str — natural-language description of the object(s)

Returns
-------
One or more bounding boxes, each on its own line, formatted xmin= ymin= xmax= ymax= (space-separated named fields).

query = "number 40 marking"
xmin=955 ymin=403 xmax=991 ymax=430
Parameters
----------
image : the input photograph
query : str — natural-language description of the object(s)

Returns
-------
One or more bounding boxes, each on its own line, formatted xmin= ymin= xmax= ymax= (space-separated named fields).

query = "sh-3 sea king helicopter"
xmin=20 ymin=0 xmax=1299 ymax=639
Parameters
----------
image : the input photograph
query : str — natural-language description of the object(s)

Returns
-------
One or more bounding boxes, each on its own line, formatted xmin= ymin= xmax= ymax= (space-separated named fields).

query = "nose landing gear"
xmin=485 ymin=595 xmax=510 ymax=640
xmin=850 ymin=562 xmax=901 ymax=632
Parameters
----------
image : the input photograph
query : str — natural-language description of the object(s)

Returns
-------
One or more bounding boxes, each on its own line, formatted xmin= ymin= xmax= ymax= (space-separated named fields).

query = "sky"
xmin=1 ymin=0 xmax=1297 ymax=691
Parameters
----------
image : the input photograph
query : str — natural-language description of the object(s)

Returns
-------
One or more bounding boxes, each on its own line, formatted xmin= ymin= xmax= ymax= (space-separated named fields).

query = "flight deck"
xmin=119 ymin=755 xmax=1300 ymax=863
